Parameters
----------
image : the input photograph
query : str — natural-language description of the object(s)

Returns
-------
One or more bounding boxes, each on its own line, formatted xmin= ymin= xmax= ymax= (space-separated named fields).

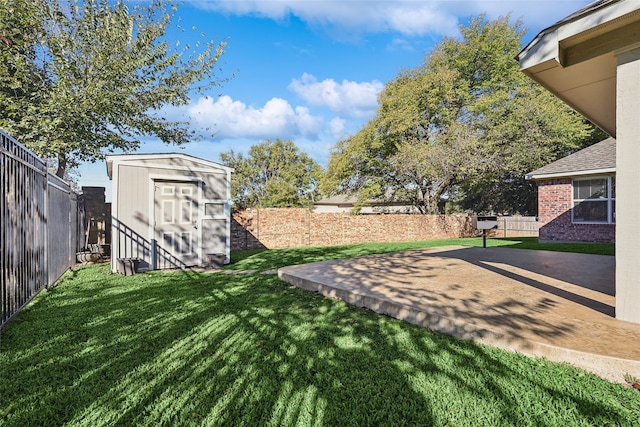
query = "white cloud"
xmin=288 ymin=73 xmax=383 ymax=118
xmin=461 ymin=1 xmax=589 ymax=29
xmin=192 ymin=1 xmax=590 ymax=38
xmin=194 ymin=1 xmax=459 ymax=36
xmin=328 ymin=117 xmax=346 ymax=137
xmin=386 ymin=37 xmax=415 ymax=52
xmin=186 ymin=95 xmax=324 ymax=139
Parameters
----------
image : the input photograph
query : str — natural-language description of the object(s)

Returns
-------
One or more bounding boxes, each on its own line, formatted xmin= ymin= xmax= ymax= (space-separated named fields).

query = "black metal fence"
xmin=1 ymin=130 xmax=84 ymax=328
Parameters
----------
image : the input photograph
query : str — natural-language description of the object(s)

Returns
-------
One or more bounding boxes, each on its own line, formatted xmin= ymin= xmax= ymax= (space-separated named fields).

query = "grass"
xmin=228 ymin=236 xmax=614 ymax=271
xmin=1 ymin=238 xmax=635 ymax=427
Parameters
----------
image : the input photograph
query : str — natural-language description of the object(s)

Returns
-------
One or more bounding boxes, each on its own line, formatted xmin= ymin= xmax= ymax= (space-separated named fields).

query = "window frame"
xmin=571 ymin=175 xmax=616 ymax=224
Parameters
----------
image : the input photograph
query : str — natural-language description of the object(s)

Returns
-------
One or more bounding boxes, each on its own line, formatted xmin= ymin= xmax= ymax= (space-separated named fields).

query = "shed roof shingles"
xmin=527 ymin=137 xmax=615 ymax=179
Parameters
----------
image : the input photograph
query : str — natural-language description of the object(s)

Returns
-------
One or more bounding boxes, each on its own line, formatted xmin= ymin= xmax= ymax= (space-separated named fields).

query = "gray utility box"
xmin=475 ymin=215 xmax=498 ymax=230
xmin=207 ymin=254 xmax=226 ymax=268
xmin=475 ymin=216 xmax=498 ymax=248
xmin=117 ymin=258 xmax=140 ymax=276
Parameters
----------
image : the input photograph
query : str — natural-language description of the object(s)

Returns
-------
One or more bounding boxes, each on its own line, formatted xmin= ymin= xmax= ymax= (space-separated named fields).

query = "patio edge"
xmin=278 ymin=267 xmax=640 ymax=384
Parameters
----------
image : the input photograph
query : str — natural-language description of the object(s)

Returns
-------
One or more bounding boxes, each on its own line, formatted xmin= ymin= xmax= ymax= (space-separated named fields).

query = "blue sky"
xmin=77 ymin=0 xmax=591 ymax=200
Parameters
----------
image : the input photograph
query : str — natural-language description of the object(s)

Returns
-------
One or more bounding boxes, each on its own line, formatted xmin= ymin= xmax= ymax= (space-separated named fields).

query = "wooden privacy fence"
xmin=494 ymin=216 xmax=539 ymax=238
xmin=1 ymin=130 xmax=84 ymax=328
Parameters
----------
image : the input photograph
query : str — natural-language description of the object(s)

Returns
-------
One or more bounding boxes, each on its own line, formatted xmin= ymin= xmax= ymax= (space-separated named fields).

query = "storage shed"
xmin=106 ymin=153 xmax=233 ymax=273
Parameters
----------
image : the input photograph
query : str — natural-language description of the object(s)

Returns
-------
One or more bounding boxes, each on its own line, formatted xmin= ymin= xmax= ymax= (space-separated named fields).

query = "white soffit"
xmin=518 ymin=1 xmax=640 ymax=137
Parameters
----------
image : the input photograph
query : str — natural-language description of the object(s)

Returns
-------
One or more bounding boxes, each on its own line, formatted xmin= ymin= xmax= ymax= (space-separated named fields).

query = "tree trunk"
xmin=55 ymin=153 xmax=67 ymax=179
xmin=426 ymin=198 xmax=439 ymax=215
xmin=420 ymin=186 xmax=440 ymax=215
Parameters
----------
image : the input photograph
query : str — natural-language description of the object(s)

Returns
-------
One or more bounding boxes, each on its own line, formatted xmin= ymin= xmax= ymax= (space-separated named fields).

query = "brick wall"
xmin=537 ymin=178 xmax=615 ymax=243
xmin=80 ymin=186 xmax=111 ymax=246
xmin=231 ymin=208 xmax=476 ymax=250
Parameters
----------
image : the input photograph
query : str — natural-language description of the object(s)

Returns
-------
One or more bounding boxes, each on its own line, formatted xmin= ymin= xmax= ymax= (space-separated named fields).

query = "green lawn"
xmin=228 ymin=236 xmax=614 ymax=271
xmin=1 ymin=238 xmax=635 ymax=427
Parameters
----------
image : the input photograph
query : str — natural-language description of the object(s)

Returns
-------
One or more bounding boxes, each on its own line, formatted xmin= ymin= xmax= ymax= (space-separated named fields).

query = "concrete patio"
xmin=278 ymin=246 xmax=640 ymax=383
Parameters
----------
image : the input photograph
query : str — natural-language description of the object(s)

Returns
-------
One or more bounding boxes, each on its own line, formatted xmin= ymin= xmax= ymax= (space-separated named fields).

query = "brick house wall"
xmin=537 ymin=178 xmax=615 ymax=243
xmin=231 ymin=209 xmax=476 ymax=250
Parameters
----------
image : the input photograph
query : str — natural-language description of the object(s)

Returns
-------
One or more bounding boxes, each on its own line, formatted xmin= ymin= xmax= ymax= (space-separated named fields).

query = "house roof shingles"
xmin=527 ymin=137 xmax=616 ymax=179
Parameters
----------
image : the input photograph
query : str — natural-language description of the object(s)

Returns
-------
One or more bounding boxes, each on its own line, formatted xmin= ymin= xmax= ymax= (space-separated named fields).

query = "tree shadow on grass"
xmin=228 ymin=244 xmax=396 ymax=272
xmin=0 ymin=264 xmax=638 ymax=426
xmin=227 ymin=240 xmax=474 ymax=272
xmin=227 ymin=237 xmax=614 ymax=274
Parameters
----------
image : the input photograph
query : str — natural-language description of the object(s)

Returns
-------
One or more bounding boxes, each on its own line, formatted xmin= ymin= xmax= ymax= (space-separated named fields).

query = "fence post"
xmin=150 ymin=238 xmax=157 ymax=271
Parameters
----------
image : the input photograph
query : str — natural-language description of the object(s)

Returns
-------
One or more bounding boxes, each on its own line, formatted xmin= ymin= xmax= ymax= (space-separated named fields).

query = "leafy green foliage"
xmin=0 ymin=240 xmax=634 ymax=426
xmin=0 ymin=0 xmax=228 ymax=177
xmin=220 ymin=139 xmax=323 ymax=209
xmin=322 ymin=15 xmax=600 ymax=215
xmin=456 ymin=83 xmax=603 ymax=214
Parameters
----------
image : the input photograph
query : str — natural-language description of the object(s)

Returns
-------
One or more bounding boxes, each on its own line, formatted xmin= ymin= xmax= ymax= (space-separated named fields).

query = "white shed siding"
xmin=113 ymin=164 xmax=152 ymax=270
xmin=107 ymin=153 xmax=233 ymax=273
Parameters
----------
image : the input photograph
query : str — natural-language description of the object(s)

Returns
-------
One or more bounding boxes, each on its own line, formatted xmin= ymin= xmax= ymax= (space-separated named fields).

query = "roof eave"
xmin=104 ymin=153 xmax=234 ymax=179
xmin=517 ymin=0 xmax=640 ymax=137
xmin=517 ymin=0 xmax=633 ymax=67
xmin=526 ymin=167 xmax=616 ymax=180
xmin=517 ymin=0 xmax=622 ymax=64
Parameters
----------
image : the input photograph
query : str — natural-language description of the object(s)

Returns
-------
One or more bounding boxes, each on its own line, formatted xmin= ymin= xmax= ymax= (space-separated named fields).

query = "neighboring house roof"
xmin=526 ymin=138 xmax=616 ymax=180
xmin=105 ymin=153 xmax=233 ymax=179
xmin=314 ymin=193 xmax=413 ymax=207
xmin=313 ymin=193 xmax=419 ymax=214
xmin=314 ymin=194 xmax=356 ymax=207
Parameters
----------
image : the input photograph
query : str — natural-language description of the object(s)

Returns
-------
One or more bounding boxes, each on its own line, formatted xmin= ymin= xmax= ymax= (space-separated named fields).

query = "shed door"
xmin=154 ymin=181 xmax=199 ymax=267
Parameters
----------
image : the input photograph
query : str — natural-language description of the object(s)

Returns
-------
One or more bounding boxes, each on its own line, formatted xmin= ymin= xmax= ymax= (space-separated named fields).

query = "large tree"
xmin=322 ymin=15 xmax=600 ymax=215
xmin=220 ymin=139 xmax=323 ymax=209
xmin=0 ymin=0 xmax=228 ymax=177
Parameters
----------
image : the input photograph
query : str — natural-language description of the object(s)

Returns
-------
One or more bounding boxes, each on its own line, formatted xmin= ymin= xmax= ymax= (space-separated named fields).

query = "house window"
xmin=572 ymin=176 xmax=615 ymax=223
